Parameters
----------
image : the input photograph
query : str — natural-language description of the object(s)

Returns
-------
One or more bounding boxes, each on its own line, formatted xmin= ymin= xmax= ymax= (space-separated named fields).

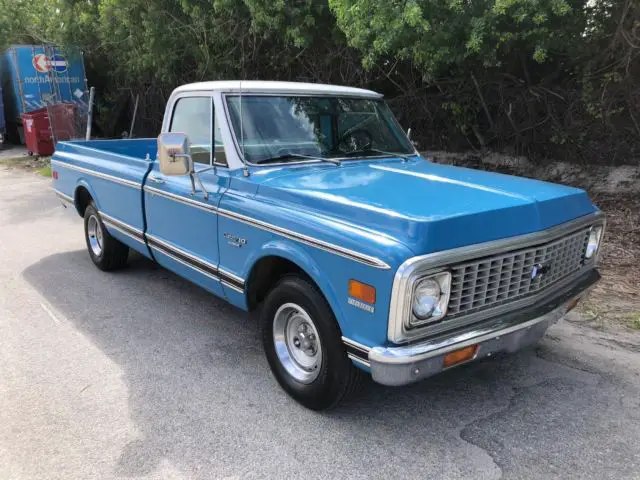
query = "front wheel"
xmin=84 ymin=203 xmax=129 ymax=271
xmin=261 ymin=275 xmax=364 ymax=410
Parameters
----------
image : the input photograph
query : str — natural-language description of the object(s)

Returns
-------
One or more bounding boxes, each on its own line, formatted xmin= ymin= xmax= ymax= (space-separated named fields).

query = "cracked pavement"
xmin=1 ymin=166 xmax=639 ymax=479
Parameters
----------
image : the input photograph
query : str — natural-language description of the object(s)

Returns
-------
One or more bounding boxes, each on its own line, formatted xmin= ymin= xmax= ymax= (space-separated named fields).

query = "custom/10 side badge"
xmin=348 ymin=297 xmax=375 ymax=314
xmin=224 ymin=232 xmax=247 ymax=248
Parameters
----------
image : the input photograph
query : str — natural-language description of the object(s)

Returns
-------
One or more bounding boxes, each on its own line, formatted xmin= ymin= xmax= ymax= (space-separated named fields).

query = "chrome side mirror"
xmin=157 ymin=132 xmax=194 ymax=176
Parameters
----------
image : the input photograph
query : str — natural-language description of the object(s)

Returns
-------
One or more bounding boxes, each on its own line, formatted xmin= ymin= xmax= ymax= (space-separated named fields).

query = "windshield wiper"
xmin=340 ymin=148 xmax=416 ymax=160
xmin=256 ymin=153 xmax=341 ymax=166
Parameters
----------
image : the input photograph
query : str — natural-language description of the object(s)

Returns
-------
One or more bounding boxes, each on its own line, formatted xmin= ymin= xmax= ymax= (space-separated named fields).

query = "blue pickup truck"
xmin=52 ymin=81 xmax=604 ymax=409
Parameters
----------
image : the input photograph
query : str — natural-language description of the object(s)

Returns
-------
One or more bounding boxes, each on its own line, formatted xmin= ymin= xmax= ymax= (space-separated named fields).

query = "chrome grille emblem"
xmin=531 ymin=262 xmax=551 ymax=279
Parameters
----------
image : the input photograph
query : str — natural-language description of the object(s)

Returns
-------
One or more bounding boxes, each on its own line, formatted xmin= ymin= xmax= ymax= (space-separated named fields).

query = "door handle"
xmin=148 ymin=174 xmax=165 ymax=184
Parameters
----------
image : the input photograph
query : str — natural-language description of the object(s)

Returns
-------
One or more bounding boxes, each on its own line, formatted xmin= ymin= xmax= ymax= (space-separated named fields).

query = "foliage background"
xmin=1 ymin=0 xmax=638 ymax=164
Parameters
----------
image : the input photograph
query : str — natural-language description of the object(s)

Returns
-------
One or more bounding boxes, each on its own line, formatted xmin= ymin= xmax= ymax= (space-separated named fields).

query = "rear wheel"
xmin=261 ymin=275 xmax=364 ymax=410
xmin=83 ymin=203 xmax=129 ymax=271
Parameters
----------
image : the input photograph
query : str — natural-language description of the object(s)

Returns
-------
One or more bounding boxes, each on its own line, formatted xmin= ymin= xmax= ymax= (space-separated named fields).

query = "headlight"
xmin=410 ymin=272 xmax=451 ymax=327
xmin=585 ymin=225 xmax=603 ymax=259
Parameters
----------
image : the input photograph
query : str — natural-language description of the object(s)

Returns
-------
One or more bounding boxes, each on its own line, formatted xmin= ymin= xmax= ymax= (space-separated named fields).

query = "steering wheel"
xmin=275 ymin=146 xmax=322 ymax=157
xmin=337 ymin=128 xmax=373 ymax=153
xmin=276 ymin=147 xmax=292 ymax=156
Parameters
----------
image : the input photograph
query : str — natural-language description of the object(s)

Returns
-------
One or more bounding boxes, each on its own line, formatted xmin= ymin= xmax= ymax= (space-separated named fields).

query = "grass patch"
xmin=0 ymin=155 xmax=51 ymax=175
xmin=576 ymin=298 xmax=640 ymax=332
xmin=626 ymin=312 xmax=640 ymax=330
xmin=0 ymin=156 xmax=31 ymax=165
xmin=36 ymin=164 xmax=52 ymax=177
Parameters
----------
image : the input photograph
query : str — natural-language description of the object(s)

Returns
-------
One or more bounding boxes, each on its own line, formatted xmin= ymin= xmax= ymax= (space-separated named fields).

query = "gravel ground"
xmin=0 ymin=145 xmax=29 ymax=161
xmin=1 ymin=166 xmax=640 ymax=480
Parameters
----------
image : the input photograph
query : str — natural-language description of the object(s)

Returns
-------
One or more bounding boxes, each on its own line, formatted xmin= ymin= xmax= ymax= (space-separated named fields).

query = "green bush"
xmin=2 ymin=0 xmax=637 ymax=164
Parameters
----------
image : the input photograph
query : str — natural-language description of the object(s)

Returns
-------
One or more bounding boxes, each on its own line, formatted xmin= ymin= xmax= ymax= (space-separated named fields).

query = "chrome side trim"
xmin=342 ymin=337 xmax=371 ymax=367
xmin=146 ymin=233 xmax=246 ymax=291
xmin=218 ymin=267 xmax=245 ymax=291
xmin=388 ymin=211 xmax=605 ymax=343
xmin=53 ymin=189 xmax=73 ymax=204
xmin=103 ymin=220 xmax=146 ymax=246
xmin=51 ymin=160 xmax=141 ymax=189
xmin=146 ymin=233 xmax=218 ymax=271
xmin=342 ymin=337 xmax=371 ymax=355
xmin=348 ymin=354 xmax=371 ymax=369
xmin=218 ymin=208 xmax=391 ymax=270
xmin=218 ymin=267 xmax=244 ymax=285
xmin=93 ymin=212 xmax=240 ymax=286
xmin=148 ymin=244 xmax=220 ymax=282
xmin=221 ymin=280 xmax=244 ymax=294
xmin=99 ymin=212 xmax=146 ymax=245
xmin=143 ymin=185 xmax=217 ymax=212
xmin=100 ymin=212 xmax=144 ymax=237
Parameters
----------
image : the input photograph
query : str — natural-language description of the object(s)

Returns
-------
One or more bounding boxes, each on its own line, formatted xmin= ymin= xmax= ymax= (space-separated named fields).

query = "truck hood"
xmin=255 ymin=158 xmax=596 ymax=255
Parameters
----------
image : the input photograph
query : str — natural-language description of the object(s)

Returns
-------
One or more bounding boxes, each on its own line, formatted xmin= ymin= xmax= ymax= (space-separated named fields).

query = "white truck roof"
xmin=173 ymin=80 xmax=383 ymax=98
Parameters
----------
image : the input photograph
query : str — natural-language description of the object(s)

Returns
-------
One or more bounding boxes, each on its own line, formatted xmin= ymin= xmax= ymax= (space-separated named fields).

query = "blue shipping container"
xmin=0 ymin=44 xmax=88 ymax=142
xmin=0 ymin=86 xmax=5 ymax=143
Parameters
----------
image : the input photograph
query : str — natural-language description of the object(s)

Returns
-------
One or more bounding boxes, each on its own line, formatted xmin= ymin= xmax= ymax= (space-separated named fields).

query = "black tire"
xmin=261 ymin=275 xmax=364 ymax=410
xmin=83 ymin=203 xmax=129 ymax=271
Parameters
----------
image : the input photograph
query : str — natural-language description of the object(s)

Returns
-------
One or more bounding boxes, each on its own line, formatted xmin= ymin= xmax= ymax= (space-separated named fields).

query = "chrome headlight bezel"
xmin=387 ymin=262 xmax=454 ymax=343
xmin=409 ymin=272 xmax=451 ymax=327
xmin=585 ymin=225 xmax=604 ymax=260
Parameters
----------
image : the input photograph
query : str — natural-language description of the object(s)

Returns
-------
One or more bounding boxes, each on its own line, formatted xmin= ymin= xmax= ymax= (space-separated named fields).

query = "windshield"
xmin=225 ymin=95 xmax=414 ymax=164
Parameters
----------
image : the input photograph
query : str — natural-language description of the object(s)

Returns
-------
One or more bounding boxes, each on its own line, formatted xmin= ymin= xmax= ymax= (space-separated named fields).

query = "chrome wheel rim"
xmin=87 ymin=215 xmax=104 ymax=257
xmin=273 ymin=303 xmax=322 ymax=384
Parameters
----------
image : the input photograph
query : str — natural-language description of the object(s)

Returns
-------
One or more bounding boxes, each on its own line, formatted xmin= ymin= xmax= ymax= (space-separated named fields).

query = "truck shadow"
xmin=23 ymin=250 xmax=628 ymax=479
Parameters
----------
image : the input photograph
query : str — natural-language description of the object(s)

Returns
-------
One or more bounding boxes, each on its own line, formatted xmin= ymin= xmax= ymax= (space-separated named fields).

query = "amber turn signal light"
xmin=349 ymin=279 xmax=376 ymax=304
xmin=443 ymin=344 xmax=479 ymax=368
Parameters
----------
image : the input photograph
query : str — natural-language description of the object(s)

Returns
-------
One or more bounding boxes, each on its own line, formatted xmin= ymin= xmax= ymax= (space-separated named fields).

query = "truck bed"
xmin=58 ymin=138 xmax=157 ymax=159
xmin=52 ymin=139 xmax=156 ymax=257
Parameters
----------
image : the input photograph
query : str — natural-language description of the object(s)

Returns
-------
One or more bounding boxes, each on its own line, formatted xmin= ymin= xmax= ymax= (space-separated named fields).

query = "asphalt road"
xmin=1 ymin=166 xmax=639 ymax=480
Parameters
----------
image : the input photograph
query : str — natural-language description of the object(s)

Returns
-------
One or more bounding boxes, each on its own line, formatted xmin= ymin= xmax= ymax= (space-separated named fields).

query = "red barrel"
xmin=21 ymin=104 xmax=78 ymax=156
xmin=21 ymin=108 xmax=54 ymax=156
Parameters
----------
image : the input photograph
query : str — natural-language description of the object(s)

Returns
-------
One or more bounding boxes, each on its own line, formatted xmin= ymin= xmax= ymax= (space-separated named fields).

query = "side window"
xmin=170 ymin=97 xmax=212 ymax=165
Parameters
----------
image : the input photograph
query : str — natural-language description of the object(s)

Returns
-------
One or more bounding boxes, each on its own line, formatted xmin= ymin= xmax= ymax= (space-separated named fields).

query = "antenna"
xmin=239 ymin=80 xmax=249 ymax=177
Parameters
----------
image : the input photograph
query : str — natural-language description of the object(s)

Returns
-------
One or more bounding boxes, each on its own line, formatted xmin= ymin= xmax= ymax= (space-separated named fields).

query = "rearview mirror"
xmin=157 ymin=132 xmax=193 ymax=176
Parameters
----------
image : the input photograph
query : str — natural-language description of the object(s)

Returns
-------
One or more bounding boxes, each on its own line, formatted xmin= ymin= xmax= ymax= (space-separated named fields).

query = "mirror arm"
xmin=169 ymin=152 xmax=210 ymax=201
xmin=188 ymin=173 xmax=198 ymax=197
xmin=191 ymin=171 xmax=209 ymax=201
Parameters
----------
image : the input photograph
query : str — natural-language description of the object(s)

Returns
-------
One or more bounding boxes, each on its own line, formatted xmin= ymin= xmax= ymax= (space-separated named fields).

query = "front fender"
xmin=246 ymin=239 xmax=345 ymax=328
xmin=241 ymin=237 xmax=396 ymax=347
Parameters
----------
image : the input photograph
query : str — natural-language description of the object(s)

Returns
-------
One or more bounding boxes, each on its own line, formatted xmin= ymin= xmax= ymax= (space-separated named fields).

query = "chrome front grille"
xmin=447 ymin=227 xmax=591 ymax=317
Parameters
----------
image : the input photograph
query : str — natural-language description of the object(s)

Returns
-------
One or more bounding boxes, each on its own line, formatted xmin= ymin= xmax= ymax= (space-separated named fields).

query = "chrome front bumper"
xmin=365 ymin=269 xmax=600 ymax=386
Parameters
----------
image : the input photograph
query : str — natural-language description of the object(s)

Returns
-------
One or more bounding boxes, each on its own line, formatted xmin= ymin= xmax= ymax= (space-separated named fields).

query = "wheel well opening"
xmin=74 ymin=186 xmax=93 ymax=217
xmin=246 ymin=256 xmax=307 ymax=311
